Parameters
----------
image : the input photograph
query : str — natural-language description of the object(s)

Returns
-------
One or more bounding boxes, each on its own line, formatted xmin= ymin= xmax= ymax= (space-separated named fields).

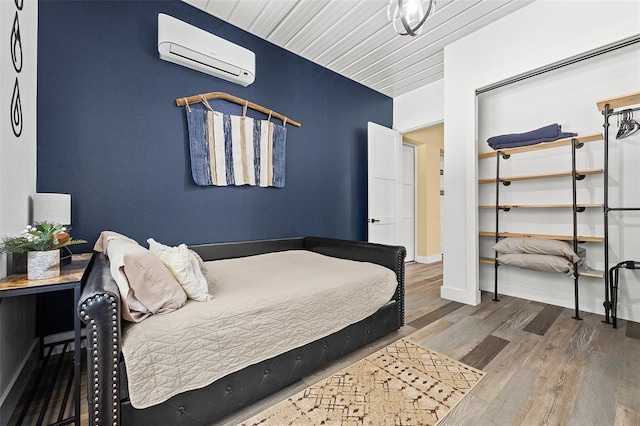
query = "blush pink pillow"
xmin=105 ymin=238 xmax=187 ymax=322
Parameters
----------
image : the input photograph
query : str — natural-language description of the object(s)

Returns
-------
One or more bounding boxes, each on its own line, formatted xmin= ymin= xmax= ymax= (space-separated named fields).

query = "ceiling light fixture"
xmin=387 ymin=0 xmax=436 ymax=36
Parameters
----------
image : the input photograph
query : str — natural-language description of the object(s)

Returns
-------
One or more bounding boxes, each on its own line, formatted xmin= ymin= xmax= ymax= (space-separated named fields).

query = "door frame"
xmin=401 ymin=143 xmax=417 ymax=262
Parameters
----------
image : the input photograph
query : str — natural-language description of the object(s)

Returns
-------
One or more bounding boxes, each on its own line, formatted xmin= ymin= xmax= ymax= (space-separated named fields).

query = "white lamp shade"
xmin=33 ymin=193 xmax=71 ymax=225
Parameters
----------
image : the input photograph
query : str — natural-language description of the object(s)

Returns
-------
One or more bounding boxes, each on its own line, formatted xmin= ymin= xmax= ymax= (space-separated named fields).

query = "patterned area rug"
xmin=240 ymin=338 xmax=485 ymax=425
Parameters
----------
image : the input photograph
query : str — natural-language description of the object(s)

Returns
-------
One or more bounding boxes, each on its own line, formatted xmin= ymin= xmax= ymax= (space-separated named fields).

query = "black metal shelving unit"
xmin=478 ymin=133 xmax=605 ymax=319
xmin=598 ymin=91 xmax=640 ymax=328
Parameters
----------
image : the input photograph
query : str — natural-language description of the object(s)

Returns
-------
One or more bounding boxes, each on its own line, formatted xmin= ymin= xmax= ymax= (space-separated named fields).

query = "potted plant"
xmin=0 ymin=222 xmax=86 ymax=280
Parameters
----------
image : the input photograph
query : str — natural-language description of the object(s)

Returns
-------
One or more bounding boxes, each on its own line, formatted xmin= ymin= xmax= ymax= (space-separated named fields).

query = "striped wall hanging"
xmin=185 ymin=102 xmax=287 ymax=188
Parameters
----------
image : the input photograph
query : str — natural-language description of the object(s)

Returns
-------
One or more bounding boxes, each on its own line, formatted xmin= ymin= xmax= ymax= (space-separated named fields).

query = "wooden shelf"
xmin=578 ymin=268 xmax=604 ymax=278
xmin=478 ymin=133 xmax=603 ymax=159
xmin=478 ymin=168 xmax=603 ymax=185
xmin=479 ymin=204 xmax=603 ymax=209
xmin=479 ymin=231 xmax=604 ymax=243
xmin=596 ymin=91 xmax=640 ymax=112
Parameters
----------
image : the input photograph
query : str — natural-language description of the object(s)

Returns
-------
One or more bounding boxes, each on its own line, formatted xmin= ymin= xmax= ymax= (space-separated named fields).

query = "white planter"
xmin=27 ymin=249 xmax=60 ymax=280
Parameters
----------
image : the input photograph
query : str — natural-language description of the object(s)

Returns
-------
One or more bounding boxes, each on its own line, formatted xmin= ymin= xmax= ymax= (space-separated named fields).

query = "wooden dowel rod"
xmin=176 ymin=91 xmax=302 ymax=127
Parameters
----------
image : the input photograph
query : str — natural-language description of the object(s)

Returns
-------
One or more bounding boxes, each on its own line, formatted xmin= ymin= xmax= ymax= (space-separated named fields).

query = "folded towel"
xmin=487 ymin=123 xmax=576 ymax=150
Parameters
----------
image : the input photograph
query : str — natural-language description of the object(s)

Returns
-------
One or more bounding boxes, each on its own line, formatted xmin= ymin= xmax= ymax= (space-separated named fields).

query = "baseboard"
xmin=440 ymin=285 xmax=481 ymax=306
xmin=415 ymin=254 xmax=442 ymax=264
xmin=479 ymin=278 xmax=640 ymax=322
xmin=0 ymin=339 xmax=38 ymax=426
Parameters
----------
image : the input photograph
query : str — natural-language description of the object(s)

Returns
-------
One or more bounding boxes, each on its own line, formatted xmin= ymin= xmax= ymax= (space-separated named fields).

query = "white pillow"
xmin=147 ymin=238 xmax=214 ymax=302
xmin=188 ymin=249 xmax=214 ymax=289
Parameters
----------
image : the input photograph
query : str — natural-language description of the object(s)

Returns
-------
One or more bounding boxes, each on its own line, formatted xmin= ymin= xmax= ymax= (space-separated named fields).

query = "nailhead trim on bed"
xmin=397 ymin=247 xmax=406 ymax=326
xmin=80 ymin=292 xmax=120 ymax=426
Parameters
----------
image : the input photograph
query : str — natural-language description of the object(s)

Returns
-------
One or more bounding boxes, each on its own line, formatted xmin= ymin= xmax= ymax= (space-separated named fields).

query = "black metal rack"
xmin=479 ymin=133 xmax=605 ymax=320
xmin=598 ymin=91 xmax=640 ymax=327
xmin=13 ymin=339 xmax=83 ymax=425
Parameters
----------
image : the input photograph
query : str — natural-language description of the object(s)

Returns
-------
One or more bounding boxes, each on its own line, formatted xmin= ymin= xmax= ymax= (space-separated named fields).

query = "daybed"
xmin=78 ymin=236 xmax=406 ymax=426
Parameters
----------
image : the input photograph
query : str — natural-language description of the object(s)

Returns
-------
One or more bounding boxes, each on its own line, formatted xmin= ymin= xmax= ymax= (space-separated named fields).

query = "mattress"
xmin=120 ymin=250 xmax=398 ymax=408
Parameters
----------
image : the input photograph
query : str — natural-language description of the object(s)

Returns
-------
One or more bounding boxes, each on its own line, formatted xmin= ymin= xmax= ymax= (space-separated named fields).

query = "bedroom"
xmin=1 ymin=0 xmax=640 ymax=424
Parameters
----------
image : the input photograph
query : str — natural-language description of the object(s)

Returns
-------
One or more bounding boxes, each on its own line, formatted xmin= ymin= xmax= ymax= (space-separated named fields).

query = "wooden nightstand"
xmin=0 ymin=253 xmax=91 ymax=426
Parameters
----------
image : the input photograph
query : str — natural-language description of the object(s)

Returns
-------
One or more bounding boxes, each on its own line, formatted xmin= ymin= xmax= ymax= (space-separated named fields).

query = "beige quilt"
xmin=120 ymin=250 xmax=398 ymax=408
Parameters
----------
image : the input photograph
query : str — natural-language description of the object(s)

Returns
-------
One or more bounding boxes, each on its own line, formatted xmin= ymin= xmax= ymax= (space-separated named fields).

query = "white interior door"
xmin=367 ymin=122 xmax=401 ymax=247
xmin=402 ymin=144 xmax=416 ymax=261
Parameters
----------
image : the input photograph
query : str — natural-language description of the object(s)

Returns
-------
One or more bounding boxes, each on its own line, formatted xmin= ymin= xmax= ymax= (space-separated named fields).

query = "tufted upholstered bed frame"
xmin=78 ymin=236 xmax=406 ymax=426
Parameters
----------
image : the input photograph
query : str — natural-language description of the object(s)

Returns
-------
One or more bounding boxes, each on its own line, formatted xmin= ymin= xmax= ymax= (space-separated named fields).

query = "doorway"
xmin=402 ymin=123 xmax=444 ymax=264
xmin=367 ymin=122 xmax=443 ymax=264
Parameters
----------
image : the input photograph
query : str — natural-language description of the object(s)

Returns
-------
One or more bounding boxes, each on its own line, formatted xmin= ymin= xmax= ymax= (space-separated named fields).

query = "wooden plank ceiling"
xmin=182 ymin=0 xmax=535 ymax=97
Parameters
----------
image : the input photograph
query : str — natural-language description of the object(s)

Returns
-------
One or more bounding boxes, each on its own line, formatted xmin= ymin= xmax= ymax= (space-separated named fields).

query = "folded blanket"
xmin=487 ymin=123 xmax=576 ymax=149
xmin=489 ymin=132 xmax=577 ymax=149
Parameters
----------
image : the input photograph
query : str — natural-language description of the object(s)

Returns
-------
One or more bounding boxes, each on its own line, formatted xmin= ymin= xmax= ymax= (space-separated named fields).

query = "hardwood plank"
xmin=617 ymin=336 xmax=640 ymax=413
xmin=422 ymin=316 xmax=481 ymax=353
xmin=569 ymin=351 xmax=621 ymax=426
xmin=518 ymin=359 xmax=586 ymax=425
xmin=564 ymin=321 xmax=600 ymax=364
xmin=626 ymin=320 xmax=640 ymax=340
xmin=517 ymin=315 xmax=598 ymax=424
xmin=438 ymin=300 xmax=529 ymax=361
xmin=491 ymin=300 xmax=545 ymax=341
xmin=615 ymin=405 xmax=640 ymax=426
xmin=459 ymin=335 xmax=510 ymax=370
xmin=407 ymin=301 xmax=465 ymax=329
xmin=523 ymin=304 xmax=564 ymax=335
xmin=438 ymin=393 xmax=488 ymax=426
xmin=428 ymin=302 xmax=479 ymax=325
xmin=471 ymin=292 xmax=526 ymax=320
xmin=406 ymin=319 xmax=456 ymax=345
xmin=521 ymin=312 xmax=581 ymax=378
xmin=473 ymin=369 xmax=537 ymax=426
xmin=471 ymin=331 xmax=541 ymax=403
xmin=584 ymin=311 xmax=625 ymax=356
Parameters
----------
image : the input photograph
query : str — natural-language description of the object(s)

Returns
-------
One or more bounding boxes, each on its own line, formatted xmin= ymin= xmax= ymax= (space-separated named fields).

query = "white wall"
xmin=393 ymin=79 xmax=444 ymax=132
xmin=0 ymin=0 xmax=38 ymax=419
xmin=442 ymin=0 xmax=640 ymax=307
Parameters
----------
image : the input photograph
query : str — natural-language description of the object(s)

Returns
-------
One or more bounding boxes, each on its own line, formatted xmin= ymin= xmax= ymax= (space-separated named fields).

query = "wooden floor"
xmin=11 ymin=261 xmax=640 ymax=425
xmin=221 ymin=262 xmax=640 ymax=425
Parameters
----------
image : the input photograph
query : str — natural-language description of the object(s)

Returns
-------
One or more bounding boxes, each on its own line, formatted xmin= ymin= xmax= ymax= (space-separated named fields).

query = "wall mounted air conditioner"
xmin=158 ymin=13 xmax=255 ymax=87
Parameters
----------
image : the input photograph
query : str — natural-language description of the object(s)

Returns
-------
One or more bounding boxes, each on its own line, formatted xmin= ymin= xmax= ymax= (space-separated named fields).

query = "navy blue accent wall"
xmin=37 ymin=0 xmax=392 ymax=249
